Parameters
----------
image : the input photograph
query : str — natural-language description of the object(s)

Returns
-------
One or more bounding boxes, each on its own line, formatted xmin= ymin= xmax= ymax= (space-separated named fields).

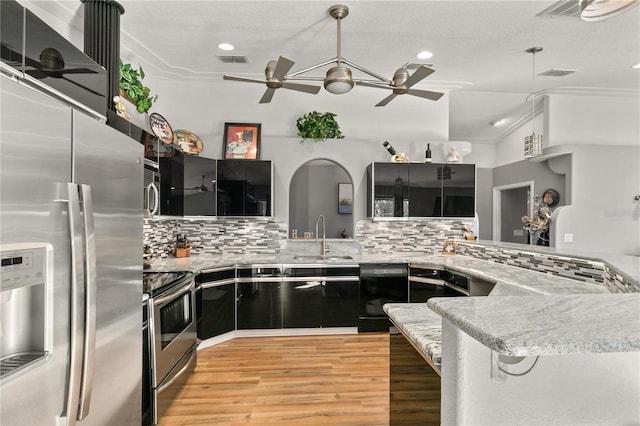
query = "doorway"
xmin=493 ymin=181 xmax=534 ymax=244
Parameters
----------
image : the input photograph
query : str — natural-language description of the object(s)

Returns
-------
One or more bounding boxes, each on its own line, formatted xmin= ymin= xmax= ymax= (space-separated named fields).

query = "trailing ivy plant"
xmin=296 ymin=111 xmax=345 ymax=143
xmin=119 ymin=59 xmax=157 ymax=113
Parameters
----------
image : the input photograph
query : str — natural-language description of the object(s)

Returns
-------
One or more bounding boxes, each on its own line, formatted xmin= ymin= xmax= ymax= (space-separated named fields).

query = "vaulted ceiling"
xmin=23 ymin=0 xmax=640 ymax=143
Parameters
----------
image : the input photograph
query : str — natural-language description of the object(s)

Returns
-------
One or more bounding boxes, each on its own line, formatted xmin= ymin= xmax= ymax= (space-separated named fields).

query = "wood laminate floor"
xmin=159 ymin=333 xmax=390 ymax=425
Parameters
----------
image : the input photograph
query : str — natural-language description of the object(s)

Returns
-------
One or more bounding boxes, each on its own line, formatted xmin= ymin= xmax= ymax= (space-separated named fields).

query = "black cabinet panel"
xmin=409 ymin=164 xmax=442 ymax=217
xmin=282 ymin=280 xmax=322 ymax=328
xmin=217 ymin=160 xmax=271 ymax=216
xmin=196 ymin=283 xmax=235 ymax=340
xmin=236 ymin=281 xmax=282 ymax=329
xmin=370 ymin=163 xmax=409 ymax=217
xmin=322 ymin=281 xmax=359 ymax=327
xmin=442 ymin=164 xmax=476 ymax=217
xmin=409 ymin=282 xmax=446 ymax=303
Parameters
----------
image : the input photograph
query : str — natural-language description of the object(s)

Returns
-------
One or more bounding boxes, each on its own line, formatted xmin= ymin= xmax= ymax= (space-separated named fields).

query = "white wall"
xmin=546 ymin=94 xmax=640 ymax=147
xmin=552 ymin=144 xmax=640 ymax=256
xmin=441 ymin=320 xmax=640 ymax=425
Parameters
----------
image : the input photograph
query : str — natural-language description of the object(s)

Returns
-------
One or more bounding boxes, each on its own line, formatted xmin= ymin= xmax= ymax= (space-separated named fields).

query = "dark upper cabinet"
xmin=409 ymin=163 xmax=442 ymax=217
xmin=217 ymin=160 xmax=272 ymax=217
xmin=1 ymin=1 xmax=24 ymax=72
xmin=159 ymin=152 xmax=216 ymax=216
xmin=1 ymin=0 xmax=107 ymax=116
xmin=441 ymin=164 xmax=476 ymax=217
xmin=159 ymin=158 xmax=272 ymax=217
xmin=367 ymin=162 xmax=475 ymax=218
xmin=367 ymin=163 xmax=409 ymax=217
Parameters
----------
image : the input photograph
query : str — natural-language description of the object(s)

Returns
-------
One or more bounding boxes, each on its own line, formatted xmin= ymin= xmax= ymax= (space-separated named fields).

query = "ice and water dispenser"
xmin=0 ymin=244 xmax=50 ymax=380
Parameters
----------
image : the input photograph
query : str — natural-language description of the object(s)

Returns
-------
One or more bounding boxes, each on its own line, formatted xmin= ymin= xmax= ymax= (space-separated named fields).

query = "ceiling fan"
xmin=223 ymin=4 xmax=443 ymax=107
xmin=223 ymin=56 xmax=321 ymax=103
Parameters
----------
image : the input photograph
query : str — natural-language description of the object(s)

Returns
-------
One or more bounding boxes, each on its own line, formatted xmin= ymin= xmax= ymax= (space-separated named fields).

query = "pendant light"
xmin=524 ymin=47 xmax=543 ymax=159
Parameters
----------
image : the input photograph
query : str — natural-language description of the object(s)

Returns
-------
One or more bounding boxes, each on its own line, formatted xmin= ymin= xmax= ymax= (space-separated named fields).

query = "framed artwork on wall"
xmin=338 ymin=183 xmax=353 ymax=214
xmin=223 ymin=122 xmax=261 ymax=159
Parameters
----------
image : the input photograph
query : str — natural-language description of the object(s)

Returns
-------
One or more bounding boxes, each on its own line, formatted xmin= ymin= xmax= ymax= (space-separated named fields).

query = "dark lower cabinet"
xmin=390 ymin=331 xmax=440 ymax=425
xmin=237 ymin=281 xmax=282 ymax=329
xmin=282 ymin=280 xmax=322 ymax=328
xmin=409 ymin=281 xmax=446 ymax=303
xmin=282 ymin=278 xmax=359 ymax=328
xmin=196 ymin=283 xmax=235 ymax=339
xmin=196 ymin=267 xmax=236 ymax=340
xmin=322 ymin=280 xmax=359 ymax=327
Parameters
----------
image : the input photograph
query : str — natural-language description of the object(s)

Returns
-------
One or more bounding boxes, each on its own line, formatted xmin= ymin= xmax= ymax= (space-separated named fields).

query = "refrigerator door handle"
xmin=77 ymin=184 xmax=97 ymax=420
xmin=62 ymin=182 xmax=86 ymax=426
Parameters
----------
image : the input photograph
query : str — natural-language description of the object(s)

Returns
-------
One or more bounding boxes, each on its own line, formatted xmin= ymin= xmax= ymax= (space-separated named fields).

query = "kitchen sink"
xmin=293 ymin=255 xmax=354 ymax=261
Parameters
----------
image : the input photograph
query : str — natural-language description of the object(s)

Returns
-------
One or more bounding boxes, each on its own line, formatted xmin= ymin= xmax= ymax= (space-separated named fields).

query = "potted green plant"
xmin=296 ymin=111 xmax=345 ymax=142
xmin=119 ymin=59 xmax=157 ymax=113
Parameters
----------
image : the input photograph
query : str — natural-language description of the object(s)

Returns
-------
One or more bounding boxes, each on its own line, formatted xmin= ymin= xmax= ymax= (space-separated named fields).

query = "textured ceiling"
xmin=21 ymin=0 xmax=640 ymax=143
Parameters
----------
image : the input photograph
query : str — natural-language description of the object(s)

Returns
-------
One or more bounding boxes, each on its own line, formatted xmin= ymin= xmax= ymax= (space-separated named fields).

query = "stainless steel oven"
xmin=143 ymin=271 xmax=197 ymax=425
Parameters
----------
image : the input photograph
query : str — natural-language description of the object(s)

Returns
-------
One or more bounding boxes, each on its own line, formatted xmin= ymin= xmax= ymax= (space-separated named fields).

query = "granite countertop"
xmin=148 ymin=245 xmax=639 ymax=358
xmin=426 ymin=293 xmax=640 ymax=356
xmin=147 ymin=252 xmax=609 ymax=295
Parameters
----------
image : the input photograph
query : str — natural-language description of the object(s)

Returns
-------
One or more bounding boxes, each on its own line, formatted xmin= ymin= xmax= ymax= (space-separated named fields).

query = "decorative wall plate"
xmin=542 ymin=188 xmax=560 ymax=207
xmin=173 ymin=129 xmax=204 ymax=155
xmin=149 ymin=113 xmax=173 ymax=145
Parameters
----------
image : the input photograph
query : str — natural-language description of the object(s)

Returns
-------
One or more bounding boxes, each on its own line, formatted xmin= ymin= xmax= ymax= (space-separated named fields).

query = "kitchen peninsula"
xmin=383 ymin=243 xmax=640 ymax=426
xmin=148 ymin=237 xmax=639 ymax=425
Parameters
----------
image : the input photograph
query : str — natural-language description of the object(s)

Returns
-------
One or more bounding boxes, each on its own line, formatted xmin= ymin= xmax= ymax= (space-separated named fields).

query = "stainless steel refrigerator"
xmin=0 ymin=75 xmax=143 ymax=425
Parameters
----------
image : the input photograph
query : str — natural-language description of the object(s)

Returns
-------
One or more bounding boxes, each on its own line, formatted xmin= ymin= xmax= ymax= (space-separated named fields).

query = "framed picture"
xmin=338 ymin=183 xmax=353 ymax=214
xmin=223 ymin=123 xmax=261 ymax=159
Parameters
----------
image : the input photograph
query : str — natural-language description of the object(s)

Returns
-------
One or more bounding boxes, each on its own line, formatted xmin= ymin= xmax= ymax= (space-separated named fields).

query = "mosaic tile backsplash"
xmin=457 ymin=242 xmax=639 ymax=293
xmin=144 ymin=217 xmax=637 ymax=293
xmin=144 ymin=217 xmax=287 ymax=258
xmin=355 ymin=219 xmax=467 ymax=254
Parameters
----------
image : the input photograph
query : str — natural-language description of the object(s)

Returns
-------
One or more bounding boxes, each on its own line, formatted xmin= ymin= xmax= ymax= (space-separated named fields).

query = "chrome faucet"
xmin=315 ymin=214 xmax=329 ymax=255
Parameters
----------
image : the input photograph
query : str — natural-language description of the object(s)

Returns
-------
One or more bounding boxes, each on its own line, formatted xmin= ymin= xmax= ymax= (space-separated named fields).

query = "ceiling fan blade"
xmin=356 ymin=81 xmax=391 ymax=89
xmin=375 ymin=93 xmax=398 ymax=107
xmin=259 ymin=88 xmax=276 ymax=103
xmin=407 ymin=88 xmax=444 ymax=101
xmin=223 ymin=75 xmax=267 ymax=84
xmin=281 ymin=81 xmax=321 ymax=94
xmin=272 ymin=56 xmax=295 ymax=81
xmin=403 ymin=65 xmax=436 ymax=88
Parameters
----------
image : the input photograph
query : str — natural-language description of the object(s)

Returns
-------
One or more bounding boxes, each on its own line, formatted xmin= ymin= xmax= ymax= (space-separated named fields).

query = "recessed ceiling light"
xmin=416 ymin=50 xmax=433 ymax=60
xmin=632 ymin=63 xmax=640 ymax=69
xmin=490 ymin=119 xmax=506 ymax=127
xmin=218 ymin=43 xmax=234 ymax=51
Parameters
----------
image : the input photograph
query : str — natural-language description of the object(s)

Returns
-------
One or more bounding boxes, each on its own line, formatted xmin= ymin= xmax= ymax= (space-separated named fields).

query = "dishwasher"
xmin=359 ymin=263 xmax=408 ymax=332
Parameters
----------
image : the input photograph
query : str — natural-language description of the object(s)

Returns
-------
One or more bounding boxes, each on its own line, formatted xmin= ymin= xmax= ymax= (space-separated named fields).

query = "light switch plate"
xmin=564 ymin=233 xmax=573 ymax=243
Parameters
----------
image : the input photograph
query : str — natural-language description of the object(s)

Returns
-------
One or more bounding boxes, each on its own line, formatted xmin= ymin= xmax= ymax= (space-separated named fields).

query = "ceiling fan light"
xmin=579 ymin=0 xmax=638 ymax=21
xmin=324 ymin=66 xmax=354 ymax=94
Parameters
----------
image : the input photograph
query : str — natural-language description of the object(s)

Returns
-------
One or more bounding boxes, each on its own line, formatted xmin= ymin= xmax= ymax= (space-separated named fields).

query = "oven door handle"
xmin=153 ymin=281 xmax=194 ymax=307
xmin=157 ymin=348 xmax=197 ymax=394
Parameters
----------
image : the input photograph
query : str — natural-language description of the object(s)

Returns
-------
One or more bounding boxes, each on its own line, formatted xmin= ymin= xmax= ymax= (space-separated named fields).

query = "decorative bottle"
xmin=383 ymin=141 xmax=396 ymax=156
xmin=425 ymin=143 xmax=432 ymax=163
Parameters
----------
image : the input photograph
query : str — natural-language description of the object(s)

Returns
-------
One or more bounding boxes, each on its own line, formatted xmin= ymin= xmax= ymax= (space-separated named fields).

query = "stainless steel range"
xmin=143 ymin=271 xmax=197 ymax=425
